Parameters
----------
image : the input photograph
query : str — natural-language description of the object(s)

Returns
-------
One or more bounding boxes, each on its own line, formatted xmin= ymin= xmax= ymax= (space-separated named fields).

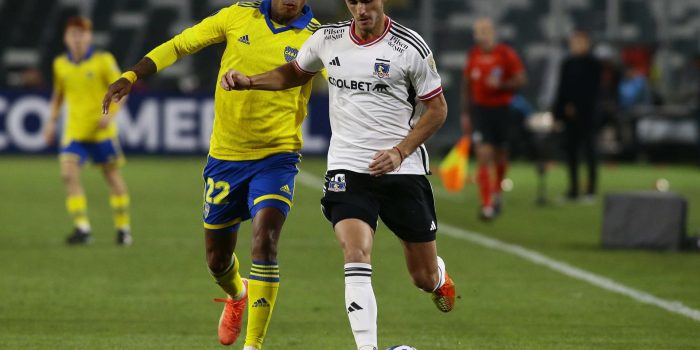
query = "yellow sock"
xmin=210 ymin=254 xmax=244 ymax=298
xmin=245 ymin=261 xmax=280 ymax=349
xmin=66 ymin=195 xmax=90 ymax=232
xmin=109 ymin=194 xmax=130 ymax=230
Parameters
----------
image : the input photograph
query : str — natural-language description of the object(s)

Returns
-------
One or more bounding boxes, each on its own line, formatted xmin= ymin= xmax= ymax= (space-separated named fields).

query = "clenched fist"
xmin=220 ymin=69 xmax=252 ymax=91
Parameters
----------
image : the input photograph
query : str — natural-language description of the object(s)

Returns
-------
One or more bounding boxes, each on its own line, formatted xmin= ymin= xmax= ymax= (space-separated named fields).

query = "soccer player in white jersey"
xmin=219 ymin=1 xmax=456 ymax=349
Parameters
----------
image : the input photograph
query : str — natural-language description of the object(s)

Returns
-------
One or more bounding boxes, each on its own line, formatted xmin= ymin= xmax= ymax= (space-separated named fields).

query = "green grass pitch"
xmin=0 ymin=156 xmax=699 ymax=349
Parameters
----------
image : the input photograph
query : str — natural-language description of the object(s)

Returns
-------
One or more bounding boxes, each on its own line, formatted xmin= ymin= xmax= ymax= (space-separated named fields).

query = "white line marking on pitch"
xmin=297 ymin=170 xmax=700 ymax=323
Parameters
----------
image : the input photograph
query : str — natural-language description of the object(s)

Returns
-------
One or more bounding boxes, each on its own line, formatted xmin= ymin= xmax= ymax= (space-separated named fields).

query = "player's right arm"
xmin=221 ymin=28 xmax=325 ymax=92
xmin=220 ymin=62 xmax=314 ymax=91
xmin=45 ymin=58 xmax=65 ymax=145
xmin=102 ymin=6 xmax=233 ymax=114
xmin=461 ymin=74 xmax=471 ymax=136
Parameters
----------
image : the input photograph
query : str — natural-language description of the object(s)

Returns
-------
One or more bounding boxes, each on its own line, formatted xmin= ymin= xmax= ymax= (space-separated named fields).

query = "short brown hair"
xmin=65 ymin=16 xmax=93 ymax=32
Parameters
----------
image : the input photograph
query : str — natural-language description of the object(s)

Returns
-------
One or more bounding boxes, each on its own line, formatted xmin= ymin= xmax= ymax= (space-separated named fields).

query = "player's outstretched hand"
xmin=44 ymin=120 xmax=56 ymax=146
xmin=221 ymin=69 xmax=252 ymax=91
xmin=102 ymin=78 xmax=132 ymax=115
xmin=98 ymin=114 xmax=111 ymax=129
xmin=369 ymin=148 xmax=403 ymax=177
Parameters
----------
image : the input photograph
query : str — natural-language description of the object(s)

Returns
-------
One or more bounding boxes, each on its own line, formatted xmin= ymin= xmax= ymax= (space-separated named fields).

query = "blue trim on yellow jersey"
xmin=259 ymin=0 xmax=314 ymax=34
xmin=67 ymin=46 xmax=95 ymax=64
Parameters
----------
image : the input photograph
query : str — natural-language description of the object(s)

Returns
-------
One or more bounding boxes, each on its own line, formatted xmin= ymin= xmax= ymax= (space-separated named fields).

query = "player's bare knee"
xmin=476 ymin=152 xmax=491 ymax=165
xmin=61 ymin=173 xmax=81 ymax=192
xmin=343 ymin=248 xmax=371 ymax=264
xmin=251 ymin=228 xmax=279 ymax=261
xmin=206 ymin=252 xmax=232 ymax=274
xmin=60 ymin=171 xmax=73 ymax=185
xmin=205 ymin=245 xmax=233 ymax=273
xmin=103 ymin=169 xmax=126 ymax=194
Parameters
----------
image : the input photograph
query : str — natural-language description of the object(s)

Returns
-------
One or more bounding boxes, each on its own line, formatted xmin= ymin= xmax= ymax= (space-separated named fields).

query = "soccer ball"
xmin=387 ymin=346 xmax=417 ymax=350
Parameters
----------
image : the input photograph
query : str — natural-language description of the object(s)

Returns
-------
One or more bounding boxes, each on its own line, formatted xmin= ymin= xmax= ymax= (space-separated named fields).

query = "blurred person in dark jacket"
xmin=554 ymin=31 xmax=602 ymax=201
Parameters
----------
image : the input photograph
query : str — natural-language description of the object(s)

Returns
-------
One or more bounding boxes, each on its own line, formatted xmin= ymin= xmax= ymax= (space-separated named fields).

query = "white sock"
xmin=344 ymin=263 xmax=377 ymax=350
xmin=432 ymin=256 xmax=446 ymax=292
xmin=233 ymin=281 xmax=246 ymax=301
xmin=243 ymin=347 xmax=258 ymax=350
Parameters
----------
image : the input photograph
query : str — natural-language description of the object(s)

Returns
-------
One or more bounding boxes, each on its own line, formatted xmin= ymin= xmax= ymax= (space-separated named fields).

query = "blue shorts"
xmin=202 ymin=152 xmax=300 ymax=232
xmin=60 ymin=139 xmax=124 ymax=166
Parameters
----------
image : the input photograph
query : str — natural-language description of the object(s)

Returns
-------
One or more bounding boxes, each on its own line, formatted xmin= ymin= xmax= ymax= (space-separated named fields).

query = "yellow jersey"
xmin=145 ymin=0 xmax=321 ymax=161
xmin=53 ymin=48 xmax=121 ymax=143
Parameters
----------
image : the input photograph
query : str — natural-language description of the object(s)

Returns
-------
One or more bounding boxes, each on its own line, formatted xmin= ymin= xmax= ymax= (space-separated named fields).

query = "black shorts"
xmin=321 ymin=170 xmax=438 ymax=243
xmin=471 ymin=105 xmax=513 ymax=147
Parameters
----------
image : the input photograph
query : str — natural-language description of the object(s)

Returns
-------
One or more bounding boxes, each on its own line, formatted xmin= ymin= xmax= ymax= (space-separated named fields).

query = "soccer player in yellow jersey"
xmin=102 ymin=1 xmax=319 ymax=348
xmin=44 ymin=17 xmax=132 ymax=246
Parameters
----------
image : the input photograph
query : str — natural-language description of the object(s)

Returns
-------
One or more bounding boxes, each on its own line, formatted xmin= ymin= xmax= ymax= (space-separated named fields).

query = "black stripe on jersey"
xmin=419 ymin=145 xmax=430 ymax=175
xmin=319 ymin=20 xmax=351 ymax=29
xmin=390 ymin=28 xmax=430 ymax=58
xmin=392 ymin=21 xmax=431 ymax=55
xmin=376 ymin=58 xmax=390 ymax=63
xmin=238 ymin=1 xmax=262 ymax=8
xmin=319 ymin=25 xmax=351 ymax=30
xmin=390 ymin=29 xmax=430 ymax=58
xmin=390 ymin=29 xmax=428 ymax=58
xmin=406 ymin=83 xmax=417 ymax=129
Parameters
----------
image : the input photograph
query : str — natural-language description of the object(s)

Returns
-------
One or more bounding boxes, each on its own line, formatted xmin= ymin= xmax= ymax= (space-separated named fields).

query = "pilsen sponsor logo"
xmin=324 ymin=27 xmax=345 ymax=41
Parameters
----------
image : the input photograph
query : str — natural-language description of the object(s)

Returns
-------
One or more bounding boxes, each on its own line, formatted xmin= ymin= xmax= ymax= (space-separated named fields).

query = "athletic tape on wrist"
xmin=121 ymin=71 xmax=137 ymax=84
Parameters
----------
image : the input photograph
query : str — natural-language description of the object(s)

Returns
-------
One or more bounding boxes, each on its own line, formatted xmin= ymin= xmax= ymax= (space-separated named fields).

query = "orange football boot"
xmin=213 ymin=279 xmax=248 ymax=345
xmin=431 ymin=272 xmax=456 ymax=312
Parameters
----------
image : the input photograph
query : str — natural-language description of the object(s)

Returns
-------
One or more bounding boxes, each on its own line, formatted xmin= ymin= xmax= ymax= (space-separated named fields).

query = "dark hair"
xmin=65 ymin=16 xmax=93 ymax=32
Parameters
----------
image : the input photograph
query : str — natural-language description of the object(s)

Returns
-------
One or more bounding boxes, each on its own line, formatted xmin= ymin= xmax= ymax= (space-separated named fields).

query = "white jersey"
xmin=294 ymin=17 xmax=443 ymax=175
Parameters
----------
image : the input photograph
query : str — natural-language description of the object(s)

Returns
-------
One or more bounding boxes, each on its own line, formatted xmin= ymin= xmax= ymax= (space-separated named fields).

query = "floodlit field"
xmin=1 ymin=156 xmax=699 ymax=349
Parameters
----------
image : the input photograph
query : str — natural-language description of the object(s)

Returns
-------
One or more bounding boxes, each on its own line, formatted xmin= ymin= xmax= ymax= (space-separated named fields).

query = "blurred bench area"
xmin=0 ymin=0 xmax=699 ymax=161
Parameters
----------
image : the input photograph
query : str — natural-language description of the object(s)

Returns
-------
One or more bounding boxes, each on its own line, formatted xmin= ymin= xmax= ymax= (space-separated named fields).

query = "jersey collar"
xmin=350 ymin=17 xmax=391 ymax=47
xmin=259 ymin=0 xmax=314 ymax=34
xmin=67 ymin=46 xmax=95 ymax=64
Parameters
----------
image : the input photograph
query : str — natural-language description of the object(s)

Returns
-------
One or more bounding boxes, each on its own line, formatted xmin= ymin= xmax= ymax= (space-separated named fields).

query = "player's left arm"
xmin=45 ymin=58 xmax=65 ymax=145
xmin=370 ymin=44 xmax=448 ymax=176
xmin=369 ymin=94 xmax=447 ymax=177
xmin=498 ymin=47 xmax=527 ymax=91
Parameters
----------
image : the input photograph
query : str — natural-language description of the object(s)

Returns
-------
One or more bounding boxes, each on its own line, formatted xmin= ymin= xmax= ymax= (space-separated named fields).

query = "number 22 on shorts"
xmin=205 ymin=177 xmax=230 ymax=204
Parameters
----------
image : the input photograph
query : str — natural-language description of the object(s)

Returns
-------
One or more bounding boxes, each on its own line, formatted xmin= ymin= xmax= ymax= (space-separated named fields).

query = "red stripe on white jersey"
xmin=350 ymin=17 xmax=392 ymax=47
xmin=292 ymin=60 xmax=316 ymax=75
xmin=418 ymin=86 xmax=443 ymax=101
